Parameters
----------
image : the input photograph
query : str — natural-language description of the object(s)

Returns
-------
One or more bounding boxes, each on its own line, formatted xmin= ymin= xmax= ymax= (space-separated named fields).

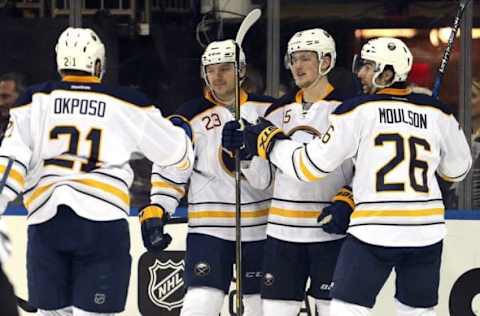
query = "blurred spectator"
xmin=0 ymin=72 xmax=26 ymax=138
xmin=242 ymin=65 xmax=265 ymax=95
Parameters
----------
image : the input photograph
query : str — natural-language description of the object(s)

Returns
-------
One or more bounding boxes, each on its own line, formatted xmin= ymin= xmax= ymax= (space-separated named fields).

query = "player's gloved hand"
xmin=244 ymin=117 xmax=288 ymax=160
xmin=168 ymin=115 xmax=193 ymax=140
xmin=317 ymin=186 xmax=354 ymax=235
xmin=222 ymin=120 xmax=251 ymax=161
xmin=139 ymin=204 xmax=172 ymax=252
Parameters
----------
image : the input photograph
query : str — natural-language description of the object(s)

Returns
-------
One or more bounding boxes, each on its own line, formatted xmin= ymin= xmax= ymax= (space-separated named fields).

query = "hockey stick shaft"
xmin=432 ymin=0 xmax=471 ymax=98
xmin=234 ymin=8 xmax=262 ymax=316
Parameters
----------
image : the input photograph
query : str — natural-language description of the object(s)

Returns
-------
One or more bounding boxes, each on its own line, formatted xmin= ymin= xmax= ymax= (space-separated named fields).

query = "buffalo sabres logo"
xmin=263 ymin=273 xmax=275 ymax=286
xmin=194 ymin=261 xmax=211 ymax=277
xmin=148 ymin=259 xmax=185 ymax=311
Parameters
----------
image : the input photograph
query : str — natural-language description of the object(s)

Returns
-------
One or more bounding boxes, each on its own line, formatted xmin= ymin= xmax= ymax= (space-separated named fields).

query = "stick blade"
xmin=235 ymin=8 xmax=262 ymax=46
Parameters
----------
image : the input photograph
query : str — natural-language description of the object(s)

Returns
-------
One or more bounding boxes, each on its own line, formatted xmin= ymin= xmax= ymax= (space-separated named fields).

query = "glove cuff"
xmin=139 ymin=204 xmax=168 ymax=224
xmin=257 ymin=126 xmax=288 ymax=160
xmin=333 ymin=186 xmax=354 ymax=210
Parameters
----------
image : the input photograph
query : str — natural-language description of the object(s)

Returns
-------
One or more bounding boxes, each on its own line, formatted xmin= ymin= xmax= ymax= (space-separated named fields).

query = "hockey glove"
xmin=317 ymin=186 xmax=354 ymax=235
xmin=139 ymin=204 xmax=172 ymax=252
xmin=244 ymin=117 xmax=288 ymax=160
xmin=222 ymin=120 xmax=252 ymax=161
xmin=168 ymin=115 xmax=193 ymax=141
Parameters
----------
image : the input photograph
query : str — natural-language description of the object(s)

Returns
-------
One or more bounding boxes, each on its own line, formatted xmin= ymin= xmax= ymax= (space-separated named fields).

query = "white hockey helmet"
xmin=286 ymin=28 xmax=336 ymax=76
xmin=353 ymin=37 xmax=413 ymax=88
xmin=55 ymin=27 xmax=106 ymax=79
xmin=201 ymin=39 xmax=246 ymax=81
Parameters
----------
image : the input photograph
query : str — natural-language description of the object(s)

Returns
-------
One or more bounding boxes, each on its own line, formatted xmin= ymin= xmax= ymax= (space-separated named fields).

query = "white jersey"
xmin=151 ymin=90 xmax=274 ymax=241
xmin=271 ymin=86 xmax=472 ymax=247
xmin=0 ymin=75 xmax=193 ymax=225
xmin=263 ymin=79 xmax=358 ymax=243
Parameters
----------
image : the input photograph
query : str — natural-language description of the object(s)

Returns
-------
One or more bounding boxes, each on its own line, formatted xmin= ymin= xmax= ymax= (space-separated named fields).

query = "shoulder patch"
xmin=333 ymin=93 xmax=453 ymax=116
xmin=15 ymin=81 xmax=153 ymax=108
xmin=264 ymin=89 xmax=297 ymax=117
xmin=89 ymin=84 xmax=152 ymax=107
xmin=15 ymin=81 xmax=61 ymax=107
xmin=407 ymin=93 xmax=452 ymax=115
xmin=333 ymin=94 xmax=383 ymax=115
xmin=175 ymin=97 xmax=216 ymax=121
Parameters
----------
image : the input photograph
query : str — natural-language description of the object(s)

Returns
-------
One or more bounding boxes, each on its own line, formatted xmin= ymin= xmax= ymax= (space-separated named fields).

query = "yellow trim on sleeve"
xmin=351 ymin=208 xmax=444 ymax=219
xmin=151 ymin=181 xmax=185 ymax=195
xmin=299 ymin=152 xmax=320 ymax=182
xmin=269 ymin=207 xmax=320 ymax=218
xmin=0 ymin=164 xmax=25 ymax=187
xmin=175 ymin=157 xmax=191 ymax=171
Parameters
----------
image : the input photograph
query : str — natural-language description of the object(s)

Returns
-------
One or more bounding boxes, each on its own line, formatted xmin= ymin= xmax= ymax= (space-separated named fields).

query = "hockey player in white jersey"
xmin=0 ymin=27 xmax=193 ymax=316
xmin=145 ymin=39 xmax=274 ymax=316
xmin=240 ymin=37 xmax=472 ymax=316
xmin=224 ymin=28 xmax=360 ymax=316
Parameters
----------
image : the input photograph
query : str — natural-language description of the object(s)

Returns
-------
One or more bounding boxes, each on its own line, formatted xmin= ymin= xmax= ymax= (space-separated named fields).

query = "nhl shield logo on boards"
xmin=148 ymin=258 xmax=185 ymax=311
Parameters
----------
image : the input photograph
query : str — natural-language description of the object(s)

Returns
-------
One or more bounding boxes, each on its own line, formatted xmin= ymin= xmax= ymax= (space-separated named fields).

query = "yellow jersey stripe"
xmin=351 ymin=208 xmax=444 ymax=219
xmin=269 ymin=207 xmax=320 ymax=218
xmin=25 ymin=179 xmax=130 ymax=208
xmin=189 ymin=209 xmax=269 ymax=219
xmin=72 ymin=179 xmax=130 ymax=204
xmin=24 ymin=183 xmax=54 ymax=208
xmin=151 ymin=181 xmax=185 ymax=195
xmin=0 ymin=164 xmax=25 ymax=187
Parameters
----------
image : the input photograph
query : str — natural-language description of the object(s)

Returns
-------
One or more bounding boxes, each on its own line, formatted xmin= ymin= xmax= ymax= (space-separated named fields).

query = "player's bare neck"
xmin=213 ymin=93 xmax=235 ymax=111
xmin=303 ymin=77 xmax=330 ymax=103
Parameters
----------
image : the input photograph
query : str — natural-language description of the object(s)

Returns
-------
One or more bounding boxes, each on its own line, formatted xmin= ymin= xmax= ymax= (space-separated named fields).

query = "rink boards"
xmin=3 ymin=208 xmax=480 ymax=316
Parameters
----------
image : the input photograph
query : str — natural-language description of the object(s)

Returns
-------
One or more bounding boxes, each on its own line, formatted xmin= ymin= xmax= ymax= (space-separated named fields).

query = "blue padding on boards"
xmin=3 ymin=207 xmax=480 ymax=220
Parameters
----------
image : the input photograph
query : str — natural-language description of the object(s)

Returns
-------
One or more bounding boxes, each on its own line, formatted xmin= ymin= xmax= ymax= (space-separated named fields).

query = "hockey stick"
xmin=233 ymin=8 xmax=261 ymax=316
xmin=235 ymin=9 xmax=262 ymax=47
xmin=432 ymin=0 xmax=471 ymax=98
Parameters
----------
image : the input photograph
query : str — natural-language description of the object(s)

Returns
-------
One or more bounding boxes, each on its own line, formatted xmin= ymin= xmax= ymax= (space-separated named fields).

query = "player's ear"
xmin=377 ymin=67 xmax=394 ymax=86
xmin=240 ymin=64 xmax=247 ymax=79
xmin=320 ymin=55 xmax=331 ymax=73
xmin=94 ymin=60 xmax=102 ymax=79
